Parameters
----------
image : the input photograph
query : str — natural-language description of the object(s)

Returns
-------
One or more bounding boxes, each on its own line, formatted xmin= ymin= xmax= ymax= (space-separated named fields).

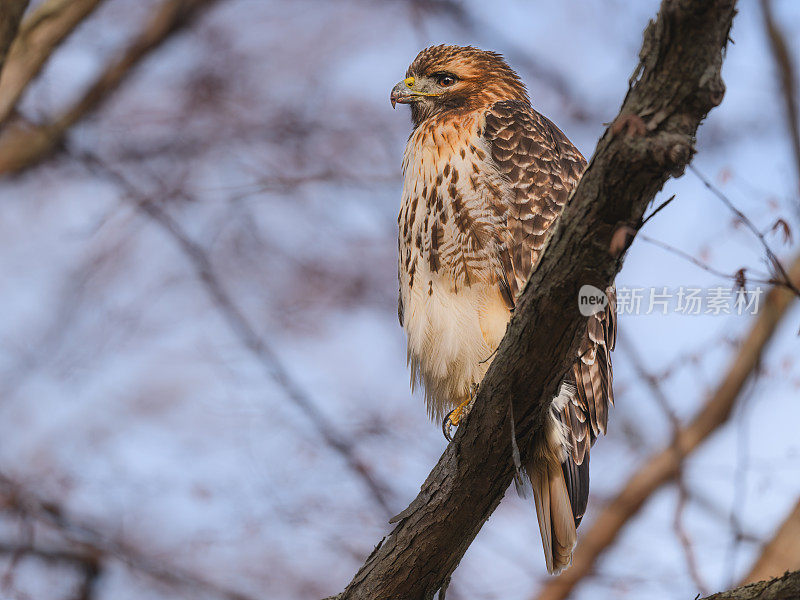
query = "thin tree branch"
xmin=689 ymin=164 xmax=800 ymax=297
xmin=760 ymin=0 xmax=800 ymax=203
xmin=0 ymin=0 xmax=107 ymax=127
xmin=0 ymin=0 xmax=222 ymax=175
xmin=331 ymin=1 xmax=737 ymax=597
xmin=639 ymin=233 xmax=783 ymax=288
xmin=0 ymin=542 xmax=101 ymax=600
xmin=741 ymin=500 xmax=800 ymax=585
xmin=535 ymin=253 xmax=800 ymax=600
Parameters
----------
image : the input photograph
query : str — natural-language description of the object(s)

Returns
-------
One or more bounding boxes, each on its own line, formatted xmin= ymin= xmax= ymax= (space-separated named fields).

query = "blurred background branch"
xmin=0 ymin=0 xmax=28 ymax=72
xmin=742 ymin=500 xmax=800 ymax=585
xmin=760 ymin=0 xmax=800 ymax=203
xmin=0 ymin=0 xmax=221 ymax=174
xmin=536 ymin=254 xmax=800 ymax=600
xmin=0 ymin=0 xmax=107 ymax=127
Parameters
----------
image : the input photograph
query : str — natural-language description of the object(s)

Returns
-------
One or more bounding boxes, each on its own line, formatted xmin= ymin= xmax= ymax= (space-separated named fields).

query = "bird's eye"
xmin=437 ymin=74 xmax=456 ymax=87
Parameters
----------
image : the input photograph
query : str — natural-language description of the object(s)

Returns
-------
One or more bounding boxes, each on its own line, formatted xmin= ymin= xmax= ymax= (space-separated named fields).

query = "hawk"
xmin=390 ymin=45 xmax=615 ymax=574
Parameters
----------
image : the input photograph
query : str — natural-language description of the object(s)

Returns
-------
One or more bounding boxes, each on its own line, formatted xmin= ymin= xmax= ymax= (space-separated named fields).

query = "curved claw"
xmin=442 ymin=409 xmax=457 ymax=442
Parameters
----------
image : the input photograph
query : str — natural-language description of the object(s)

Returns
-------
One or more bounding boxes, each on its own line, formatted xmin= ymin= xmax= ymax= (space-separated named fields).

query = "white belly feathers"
xmin=398 ymin=114 xmax=512 ymax=419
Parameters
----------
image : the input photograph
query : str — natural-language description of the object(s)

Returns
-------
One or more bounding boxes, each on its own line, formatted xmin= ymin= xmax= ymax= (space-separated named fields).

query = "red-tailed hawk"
xmin=390 ymin=45 xmax=615 ymax=574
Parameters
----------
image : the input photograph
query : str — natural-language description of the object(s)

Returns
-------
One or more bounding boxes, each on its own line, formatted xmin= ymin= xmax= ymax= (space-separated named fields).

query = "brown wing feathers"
xmin=483 ymin=100 xmax=616 ymax=527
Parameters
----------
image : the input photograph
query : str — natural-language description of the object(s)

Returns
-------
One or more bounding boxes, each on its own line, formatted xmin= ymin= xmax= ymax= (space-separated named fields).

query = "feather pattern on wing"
xmin=482 ymin=100 xmax=616 ymax=495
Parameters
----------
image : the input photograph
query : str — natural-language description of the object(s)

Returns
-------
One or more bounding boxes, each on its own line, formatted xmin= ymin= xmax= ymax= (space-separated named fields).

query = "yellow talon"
xmin=442 ymin=386 xmax=478 ymax=441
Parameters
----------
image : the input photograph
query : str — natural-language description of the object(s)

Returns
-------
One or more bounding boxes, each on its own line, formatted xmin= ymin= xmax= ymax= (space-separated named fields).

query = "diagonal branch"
xmin=0 ymin=1 xmax=29 ymax=73
xmin=0 ymin=0 xmax=107 ymax=127
xmin=760 ymin=0 xmax=800 ymax=202
xmin=333 ymin=1 xmax=737 ymax=598
xmin=535 ymin=252 xmax=800 ymax=600
xmin=742 ymin=500 xmax=800 ymax=585
xmin=0 ymin=0 xmax=221 ymax=175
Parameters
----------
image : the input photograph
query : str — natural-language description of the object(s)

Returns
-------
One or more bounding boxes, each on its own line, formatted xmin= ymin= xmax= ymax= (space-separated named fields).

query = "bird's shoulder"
xmin=481 ymin=100 xmax=586 ymax=188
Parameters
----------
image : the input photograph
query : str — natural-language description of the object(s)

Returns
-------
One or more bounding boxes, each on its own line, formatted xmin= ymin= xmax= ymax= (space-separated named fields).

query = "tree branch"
xmin=760 ymin=0 xmax=800 ymax=202
xmin=0 ymin=1 xmax=29 ymax=73
xmin=0 ymin=0 xmax=221 ymax=175
xmin=333 ymin=1 xmax=737 ymax=598
xmin=0 ymin=0 xmax=107 ymax=127
xmin=702 ymin=570 xmax=800 ymax=600
xmin=742 ymin=500 xmax=800 ymax=585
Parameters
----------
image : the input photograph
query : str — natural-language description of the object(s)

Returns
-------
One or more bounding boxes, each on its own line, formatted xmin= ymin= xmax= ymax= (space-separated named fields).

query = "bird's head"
xmin=390 ymin=45 xmax=529 ymax=127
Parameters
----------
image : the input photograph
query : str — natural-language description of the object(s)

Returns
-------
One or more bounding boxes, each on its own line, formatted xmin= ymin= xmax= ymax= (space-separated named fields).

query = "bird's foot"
xmin=442 ymin=384 xmax=479 ymax=442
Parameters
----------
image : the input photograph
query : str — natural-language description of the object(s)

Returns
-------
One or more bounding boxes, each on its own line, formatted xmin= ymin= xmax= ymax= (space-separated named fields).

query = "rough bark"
xmin=536 ymin=253 xmax=800 ymax=600
xmin=703 ymin=570 xmax=800 ymax=600
xmin=332 ymin=1 xmax=737 ymax=598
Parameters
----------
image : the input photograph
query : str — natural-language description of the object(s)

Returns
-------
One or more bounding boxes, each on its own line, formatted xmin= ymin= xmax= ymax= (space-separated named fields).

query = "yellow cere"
xmin=404 ymin=77 xmax=415 ymax=87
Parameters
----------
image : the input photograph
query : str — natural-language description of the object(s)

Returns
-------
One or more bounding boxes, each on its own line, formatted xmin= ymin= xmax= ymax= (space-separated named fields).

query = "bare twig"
xmin=760 ymin=0 xmax=800 ymax=203
xmin=0 ymin=541 xmax=101 ymax=600
xmin=689 ymin=164 xmax=800 ymax=298
xmin=640 ymin=194 xmax=676 ymax=229
xmin=639 ymin=233 xmax=788 ymax=289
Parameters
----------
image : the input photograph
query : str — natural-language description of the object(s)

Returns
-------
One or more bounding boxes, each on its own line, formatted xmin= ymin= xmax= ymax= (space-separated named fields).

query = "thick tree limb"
xmin=742 ymin=501 xmax=800 ymax=585
xmin=702 ymin=570 xmax=800 ymax=600
xmin=333 ymin=1 xmax=736 ymax=598
xmin=535 ymin=253 xmax=800 ymax=600
xmin=0 ymin=0 xmax=220 ymax=175
xmin=0 ymin=0 xmax=107 ymax=127
xmin=0 ymin=0 xmax=29 ymax=72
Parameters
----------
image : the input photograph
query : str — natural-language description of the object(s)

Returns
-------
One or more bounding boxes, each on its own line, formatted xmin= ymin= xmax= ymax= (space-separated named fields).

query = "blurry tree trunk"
xmin=0 ymin=0 xmax=29 ymax=72
xmin=331 ymin=0 xmax=737 ymax=598
xmin=742 ymin=501 xmax=800 ymax=585
xmin=702 ymin=570 xmax=800 ymax=600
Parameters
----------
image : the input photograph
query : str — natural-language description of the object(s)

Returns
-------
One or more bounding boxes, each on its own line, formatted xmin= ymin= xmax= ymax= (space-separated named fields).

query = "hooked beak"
xmin=390 ymin=76 xmax=421 ymax=109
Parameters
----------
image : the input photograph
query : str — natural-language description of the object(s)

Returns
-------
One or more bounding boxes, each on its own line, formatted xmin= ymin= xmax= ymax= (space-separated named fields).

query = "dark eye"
xmin=437 ymin=74 xmax=456 ymax=87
